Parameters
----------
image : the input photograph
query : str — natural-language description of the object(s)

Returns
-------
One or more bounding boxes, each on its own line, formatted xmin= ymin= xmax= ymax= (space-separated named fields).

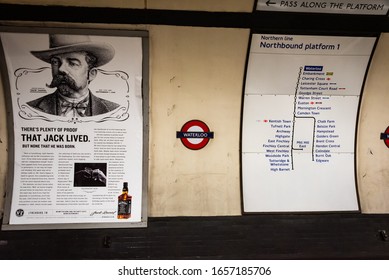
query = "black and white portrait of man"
xmin=27 ymin=34 xmax=120 ymax=117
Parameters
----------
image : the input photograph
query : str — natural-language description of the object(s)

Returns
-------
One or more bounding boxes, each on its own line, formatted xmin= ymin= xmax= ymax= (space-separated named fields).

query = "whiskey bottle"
xmin=117 ymin=182 xmax=132 ymax=219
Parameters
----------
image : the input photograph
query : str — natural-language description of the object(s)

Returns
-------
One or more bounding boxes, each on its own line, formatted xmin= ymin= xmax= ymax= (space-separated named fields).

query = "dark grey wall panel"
xmin=1 ymin=215 xmax=389 ymax=259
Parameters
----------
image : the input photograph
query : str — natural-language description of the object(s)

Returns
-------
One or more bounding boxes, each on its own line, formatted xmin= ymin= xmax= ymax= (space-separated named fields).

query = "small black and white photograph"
xmin=73 ymin=162 xmax=107 ymax=187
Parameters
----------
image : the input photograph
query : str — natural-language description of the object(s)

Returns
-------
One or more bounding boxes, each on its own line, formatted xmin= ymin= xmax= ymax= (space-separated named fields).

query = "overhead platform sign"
xmin=241 ymin=34 xmax=376 ymax=212
xmin=257 ymin=0 xmax=389 ymax=15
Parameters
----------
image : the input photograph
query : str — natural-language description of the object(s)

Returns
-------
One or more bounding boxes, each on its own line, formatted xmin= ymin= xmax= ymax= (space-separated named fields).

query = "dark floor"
xmin=1 ymin=213 xmax=389 ymax=259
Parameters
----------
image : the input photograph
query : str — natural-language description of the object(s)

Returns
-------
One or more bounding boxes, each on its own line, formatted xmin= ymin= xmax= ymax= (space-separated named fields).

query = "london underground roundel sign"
xmin=176 ymin=120 xmax=214 ymax=150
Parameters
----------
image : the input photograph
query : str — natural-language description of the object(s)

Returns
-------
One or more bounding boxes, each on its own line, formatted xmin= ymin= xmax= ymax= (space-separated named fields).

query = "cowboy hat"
xmin=31 ymin=34 xmax=115 ymax=67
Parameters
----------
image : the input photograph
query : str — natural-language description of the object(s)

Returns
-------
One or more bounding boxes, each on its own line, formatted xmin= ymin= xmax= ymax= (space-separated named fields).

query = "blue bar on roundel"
xmin=304 ymin=65 xmax=323 ymax=71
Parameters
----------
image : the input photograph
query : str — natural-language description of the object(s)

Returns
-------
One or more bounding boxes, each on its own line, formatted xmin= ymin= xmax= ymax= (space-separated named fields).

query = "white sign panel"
xmin=0 ymin=30 xmax=147 ymax=228
xmin=242 ymin=34 xmax=376 ymax=212
xmin=257 ymin=0 xmax=389 ymax=15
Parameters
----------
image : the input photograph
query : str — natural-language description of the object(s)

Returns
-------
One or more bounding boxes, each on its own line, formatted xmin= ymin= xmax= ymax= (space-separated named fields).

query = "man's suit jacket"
xmin=27 ymin=90 xmax=120 ymax=116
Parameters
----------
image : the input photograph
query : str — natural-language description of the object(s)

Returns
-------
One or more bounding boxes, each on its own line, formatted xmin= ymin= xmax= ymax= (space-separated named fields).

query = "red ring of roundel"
xmin=180 ymin=120 xmax=210 ymax=150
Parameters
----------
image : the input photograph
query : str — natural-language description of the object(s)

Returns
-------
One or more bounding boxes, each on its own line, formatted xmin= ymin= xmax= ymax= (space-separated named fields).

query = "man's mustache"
xmin=46 ymin=74 xmax=77 ymax=89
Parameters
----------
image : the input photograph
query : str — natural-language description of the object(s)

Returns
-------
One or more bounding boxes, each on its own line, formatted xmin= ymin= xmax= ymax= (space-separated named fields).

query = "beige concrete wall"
xmin=0 ymin=0 xmax=252 ymax=217
xmin=357 ymin=33 xmax=389 ymax=213
xmin=148 ymin=25 xmax=247 ymax=216
xmin=147 ymin=0 xmax=254 ymax=12
xmin=0 ymin=0 xmax=255 ymax=12
xmin=2 ymin=1 xmax=388 ymax=217
xmin=0 ymin=0 xmax=145 ymax=9
xmin=0 ymin=22 xmax=248 ymax=217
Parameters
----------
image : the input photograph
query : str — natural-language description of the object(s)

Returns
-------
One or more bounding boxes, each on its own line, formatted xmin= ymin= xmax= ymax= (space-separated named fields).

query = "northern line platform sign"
xmin=241 ymin=34 xmax=376 ymax=212
xmin=257 ymin=0 xmax=389 ymax=15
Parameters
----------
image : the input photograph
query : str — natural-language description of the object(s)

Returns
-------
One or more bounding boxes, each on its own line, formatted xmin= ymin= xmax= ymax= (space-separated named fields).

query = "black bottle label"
xmin=118 ymin=200 xmax=131 ymax=215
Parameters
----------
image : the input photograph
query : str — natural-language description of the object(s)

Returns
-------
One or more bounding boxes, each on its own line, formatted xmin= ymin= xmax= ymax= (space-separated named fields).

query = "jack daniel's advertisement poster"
xmin=0 ymin=30 xmax=146 ymax=228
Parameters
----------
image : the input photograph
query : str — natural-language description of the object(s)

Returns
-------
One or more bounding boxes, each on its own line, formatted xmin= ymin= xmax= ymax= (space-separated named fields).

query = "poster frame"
xmin=0 ymin=26 xmax=149 ymax=230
